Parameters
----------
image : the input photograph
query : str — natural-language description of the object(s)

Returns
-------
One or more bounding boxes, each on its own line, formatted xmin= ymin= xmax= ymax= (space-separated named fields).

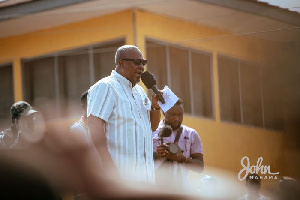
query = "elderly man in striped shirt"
xmin=87 ymin=45 xmax=161 ymax=184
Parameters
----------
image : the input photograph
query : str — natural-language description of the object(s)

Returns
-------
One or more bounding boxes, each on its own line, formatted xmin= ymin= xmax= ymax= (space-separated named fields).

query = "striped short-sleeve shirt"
xmin=87 ymin=70 xmax=154 ymax=183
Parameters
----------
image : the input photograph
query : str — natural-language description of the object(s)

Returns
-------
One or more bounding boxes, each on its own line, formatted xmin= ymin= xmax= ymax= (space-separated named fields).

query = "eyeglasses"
xmin=121 ymin=58 xmax=147 ymax=66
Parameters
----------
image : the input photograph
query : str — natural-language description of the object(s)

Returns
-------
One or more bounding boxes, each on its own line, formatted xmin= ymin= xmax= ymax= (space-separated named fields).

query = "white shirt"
xmin=87 ymin=70 xmax=154 ymax=183
xmin=69 ymin=116 xmax=91 ymax=148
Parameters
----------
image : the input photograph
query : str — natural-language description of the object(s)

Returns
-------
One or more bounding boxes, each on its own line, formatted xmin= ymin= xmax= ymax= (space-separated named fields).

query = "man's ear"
xmin=118 ymin=60 xmax=123 ymax=68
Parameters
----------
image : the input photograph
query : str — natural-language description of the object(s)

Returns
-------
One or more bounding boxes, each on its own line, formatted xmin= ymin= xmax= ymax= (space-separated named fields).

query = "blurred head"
xmin=246 ymin=173 xmax=261 ymax=194
xmin=115 ymin=45 xmax=146 ymax=86
xmin=10 ymin=101 xmax=39 ymax=139
xmin=81 ymin=90 xmax=88 ymax=117
xmin=164 ymin=99 xmax=184 ymax=130
xmin=11 ymin=101 xmax=38 ymax=125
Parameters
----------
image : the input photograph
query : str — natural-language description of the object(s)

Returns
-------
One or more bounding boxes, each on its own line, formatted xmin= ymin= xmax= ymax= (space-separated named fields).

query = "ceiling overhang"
xmin=0 ymin=0 xmax=299 ymax=43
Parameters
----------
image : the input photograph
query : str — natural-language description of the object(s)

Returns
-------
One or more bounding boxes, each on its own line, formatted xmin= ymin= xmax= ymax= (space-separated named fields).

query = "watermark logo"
xmin=238 ymin=156 xmax=279 ymax=181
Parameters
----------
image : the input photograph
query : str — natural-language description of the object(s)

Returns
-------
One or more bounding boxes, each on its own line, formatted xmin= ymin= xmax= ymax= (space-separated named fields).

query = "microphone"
xmin=141 ymin=71 xmax=165 ymax=104
xmin=159 ymin=125 xmax=172 ymax=145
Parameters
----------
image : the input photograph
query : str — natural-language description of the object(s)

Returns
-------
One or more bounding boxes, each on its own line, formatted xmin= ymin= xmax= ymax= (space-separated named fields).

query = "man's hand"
xmin=151 ymin=94 xmax=160 ymax=109
xmin=156 ymin=144 xmax=185 ymax=162
xmin=156 ymin=144 xmax=168 ymax=158
xmin=165 ymin=149 xmax=185 ymax=162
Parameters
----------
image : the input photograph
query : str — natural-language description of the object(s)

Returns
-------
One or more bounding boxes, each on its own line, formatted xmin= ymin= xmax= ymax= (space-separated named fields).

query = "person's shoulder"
xmin=70 ymin=119 xmax=87 ymax=130
xmin=0 ymin=128 xmax=13 ymax=136
xmin=182 ymin=124 xmax=197 ymax=133
xmin=70 ymin=122 xmax=87 ymax=135
xmin=92 ymin=76 xmax=112 ymax=87
xmin=89 ymin=76 xmax=116 ymax=95
xmin=152 ymin=129 xmax=160 ymax=138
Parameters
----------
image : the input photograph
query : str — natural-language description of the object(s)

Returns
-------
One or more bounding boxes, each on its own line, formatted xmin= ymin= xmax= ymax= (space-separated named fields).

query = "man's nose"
xmin=173 ymin=117 xmax=180 ymax=123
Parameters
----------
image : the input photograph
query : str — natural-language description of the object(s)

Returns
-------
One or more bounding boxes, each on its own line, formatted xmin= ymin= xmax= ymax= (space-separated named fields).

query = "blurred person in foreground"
xmin=69 ymin=90 xmax=93 ymax=200
xmin=69 ymin=90 xmax=91 ymax=149
xmin=0 ymin=101 xmax=39 ymax=149
xmin=152 ymin=88 xmax=204 ymax=191
xmin=87 ymin=45 xmax=161 ymax=183
xmin=237 ymin=173 xmax=270 ymax=200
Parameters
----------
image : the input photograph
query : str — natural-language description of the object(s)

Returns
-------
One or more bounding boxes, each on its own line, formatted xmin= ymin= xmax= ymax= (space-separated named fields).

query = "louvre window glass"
xmin=93 ymin=40 xmax=125 ymax=82
xmin=22 ymin=38 xmax=125 ymax=120
xmin=0 ymin=64 xmax=14 ymax=127
xmin=146 ymin=39 xmax=213 ymax=118
xmin=23 ymin=57 xmax=57 ymax=119
xmin=218 ymin=55 xmax=284 ymax=130
xmin=169 ymin=46 xmax=191 ymax=113
xmin=146 ymin=40 xmax=168 ymax=89
xmin=191 ymin=51 xmax=213 ymax=118
xmin=58 ymin=48 xmax=90 ymax=117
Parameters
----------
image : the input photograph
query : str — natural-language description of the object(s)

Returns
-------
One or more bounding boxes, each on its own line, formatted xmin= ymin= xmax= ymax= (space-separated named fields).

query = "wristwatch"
xmin=151 ymin=106 xmax=160 ymax=111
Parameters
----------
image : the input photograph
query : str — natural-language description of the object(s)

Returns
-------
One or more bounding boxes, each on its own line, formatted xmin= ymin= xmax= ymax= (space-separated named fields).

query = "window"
xmin=146 ymin=39 xmax=213 ymax=118
xmin=0 ymin=64 xmax=14 ymax=127
xmin=191 ymin=51 xmax=213 ymax=118
xmin=218 ymin=55 xmax=284 ymax=130
xmin=169 ymin=46 xmax=191 ymax=113
xmin=23 ymin=38 xmax=125 ymax=120
xmin=23 ymin=56 xmax=58 ymax=119
xmin=145 ymin=40 xmax=167 ymax=89
xmin=58 ymin=48 xmax=90 ymax=117
xmin=93 ymin=40 xmax=125 ymax=82
xmin=218 ymin=57 xmax=241 ymax=123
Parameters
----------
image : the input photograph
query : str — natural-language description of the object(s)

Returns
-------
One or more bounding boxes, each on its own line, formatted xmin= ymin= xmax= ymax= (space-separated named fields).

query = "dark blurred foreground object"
xmin=0 ymin=153 xmax=60 ymax=200
xmin=278 ymin=176 xmax=300 ymax=200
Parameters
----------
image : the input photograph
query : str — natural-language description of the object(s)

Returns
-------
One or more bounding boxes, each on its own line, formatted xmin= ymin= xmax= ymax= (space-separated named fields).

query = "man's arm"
xmin=69 ymin=127 xmax=89 ymax=150
xmin=187 ymin=153 xmax=204 ymax=173
xmin=187 ymin=130 xmax=204 ymax=173
xmin=88 ymin=115 xmax=119 ymax=178
xmin=150 ymin=94 xmax=161 ymax=131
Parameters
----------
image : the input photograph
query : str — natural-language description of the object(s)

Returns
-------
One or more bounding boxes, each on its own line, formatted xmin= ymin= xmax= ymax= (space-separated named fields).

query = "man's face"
xmin=119 ymin=49 xmax=145 ymax=86
xmin=164 ymin=104 xmax=184 ymax=130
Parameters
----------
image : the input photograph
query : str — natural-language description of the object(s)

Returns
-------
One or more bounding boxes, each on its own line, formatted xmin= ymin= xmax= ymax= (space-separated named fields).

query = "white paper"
xmin=158 ymin=86 xmax=179 ymax=113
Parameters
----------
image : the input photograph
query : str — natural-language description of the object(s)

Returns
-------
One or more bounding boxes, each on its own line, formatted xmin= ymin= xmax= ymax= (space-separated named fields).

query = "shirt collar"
xmin=111 ymin=70 xmax=133 ymax=89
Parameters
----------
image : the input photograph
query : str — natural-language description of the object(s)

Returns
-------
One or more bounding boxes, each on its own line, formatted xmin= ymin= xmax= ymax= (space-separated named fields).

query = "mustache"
xmin=164 ymin=121 xmax=181 ymax=130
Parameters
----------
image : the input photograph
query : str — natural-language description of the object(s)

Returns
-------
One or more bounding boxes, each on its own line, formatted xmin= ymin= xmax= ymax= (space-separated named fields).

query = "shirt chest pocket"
xmin=179 ymin=138 xmax=192 ymax=154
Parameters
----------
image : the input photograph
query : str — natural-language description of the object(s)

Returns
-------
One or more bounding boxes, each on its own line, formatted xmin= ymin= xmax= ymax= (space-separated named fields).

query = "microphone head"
xmin=159 ymin=125 xmax=172 ymax=138
xmin=141 ymin=71 xmax=156 ymax=89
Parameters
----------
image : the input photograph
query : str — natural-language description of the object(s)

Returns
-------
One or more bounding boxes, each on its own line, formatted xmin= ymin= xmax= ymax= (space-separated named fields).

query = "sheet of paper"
xmin=158 ymin=86 xmax=179 ymax=113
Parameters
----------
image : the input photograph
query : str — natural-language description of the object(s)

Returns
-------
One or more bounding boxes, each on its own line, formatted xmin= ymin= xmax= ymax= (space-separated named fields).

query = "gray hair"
xmin=115 ymin=45 xmax=141 ymax=66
